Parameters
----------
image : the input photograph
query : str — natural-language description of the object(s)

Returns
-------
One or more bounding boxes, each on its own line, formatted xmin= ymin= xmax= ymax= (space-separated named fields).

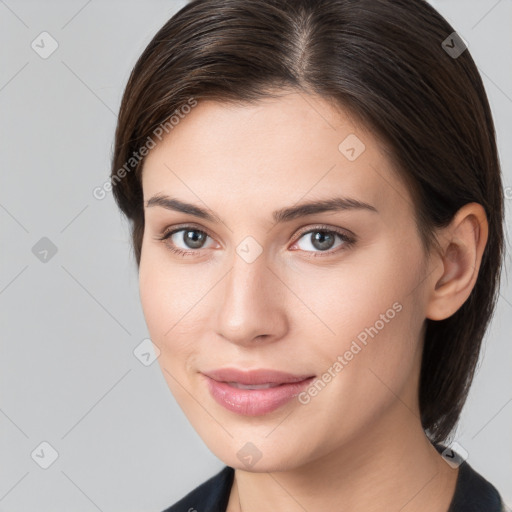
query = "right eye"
xmin=157 ymin=226 xmax=217 ymax=256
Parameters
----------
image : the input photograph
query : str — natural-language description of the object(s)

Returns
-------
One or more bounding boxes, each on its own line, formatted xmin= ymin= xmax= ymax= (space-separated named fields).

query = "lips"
xmin=203 ymin=368 xmax=314 ymax=385
xmin=202 ymin=368 xmax=315 ymax=415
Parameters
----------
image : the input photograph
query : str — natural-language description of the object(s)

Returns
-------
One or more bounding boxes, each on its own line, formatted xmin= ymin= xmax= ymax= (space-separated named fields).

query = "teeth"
xmin=227 ymin=382 xmax=281 ymax=390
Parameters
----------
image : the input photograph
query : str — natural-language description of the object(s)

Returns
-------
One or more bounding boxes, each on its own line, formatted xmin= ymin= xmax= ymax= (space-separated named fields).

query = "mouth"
xmin=224 ymin=382 xmax=287 ymax=390
xmin=201 ymin=368 xmax=315 ymax=416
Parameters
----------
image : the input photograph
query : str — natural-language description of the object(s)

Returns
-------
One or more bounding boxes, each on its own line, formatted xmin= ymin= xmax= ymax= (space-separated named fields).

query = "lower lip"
xmin=203 ymin=375 xmax=315 ymax=416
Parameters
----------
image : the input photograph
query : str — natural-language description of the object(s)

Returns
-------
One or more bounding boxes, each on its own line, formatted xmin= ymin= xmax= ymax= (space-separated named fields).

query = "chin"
xmin=196 ymin=427 xmax=316 ymax=473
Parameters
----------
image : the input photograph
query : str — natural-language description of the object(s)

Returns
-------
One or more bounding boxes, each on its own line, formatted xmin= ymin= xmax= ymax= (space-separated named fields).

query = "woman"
xmin=110 ymin=0 xmax=507 ymax=510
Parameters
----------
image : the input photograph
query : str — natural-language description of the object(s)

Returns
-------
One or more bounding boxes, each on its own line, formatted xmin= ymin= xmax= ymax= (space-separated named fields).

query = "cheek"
xmin=139 ymin=254 xmax=170 ymax=343
xmin=296 ymin=240 xmax=426 ymax=398
xmin=292 ymin=237 xmax=424 ymax=350
xmin=139 ymin=247 xmax=199 ymax=358
xmin=139 ymin=260 xmax=201 ymax=405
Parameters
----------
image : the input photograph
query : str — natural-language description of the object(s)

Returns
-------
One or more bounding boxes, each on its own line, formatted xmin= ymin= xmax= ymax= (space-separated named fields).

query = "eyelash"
xmin=155 ymin=224 xmax=356 ymax=258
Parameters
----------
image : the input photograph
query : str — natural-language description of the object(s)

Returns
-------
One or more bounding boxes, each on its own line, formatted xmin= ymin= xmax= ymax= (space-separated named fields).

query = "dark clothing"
xmin=163 ymin=444 xmax=506 ymax=511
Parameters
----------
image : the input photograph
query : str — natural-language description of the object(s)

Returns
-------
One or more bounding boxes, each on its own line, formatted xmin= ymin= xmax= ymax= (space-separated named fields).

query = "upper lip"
xmin=202 ymin=368 xmax=315 ymax=385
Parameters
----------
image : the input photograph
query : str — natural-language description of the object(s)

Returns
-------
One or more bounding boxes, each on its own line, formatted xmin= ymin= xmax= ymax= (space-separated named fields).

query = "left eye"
xmin=293 ymin=229 xmax=354 ymax=253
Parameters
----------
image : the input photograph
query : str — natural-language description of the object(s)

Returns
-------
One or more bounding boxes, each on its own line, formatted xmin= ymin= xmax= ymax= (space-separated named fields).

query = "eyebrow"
xmin=145 ymin=194 xmax=378 ymax=224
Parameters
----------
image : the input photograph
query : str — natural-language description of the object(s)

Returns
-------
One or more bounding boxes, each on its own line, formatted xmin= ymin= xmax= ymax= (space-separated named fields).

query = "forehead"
xmin=141 ymin=92 xmax=413 ymax=222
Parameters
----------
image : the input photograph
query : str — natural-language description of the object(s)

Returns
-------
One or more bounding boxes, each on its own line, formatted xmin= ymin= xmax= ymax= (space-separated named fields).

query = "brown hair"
xmin=110 ymin=0 xmax=505 ymax=443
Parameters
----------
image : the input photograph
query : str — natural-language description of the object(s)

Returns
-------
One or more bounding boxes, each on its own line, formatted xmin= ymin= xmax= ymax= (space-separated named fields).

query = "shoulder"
xmin=434 ymin=444 xmax=506 ymax=512
xmin=449 ymin=460 xmax=506 ymax=511
xmin=161 ymin=466 xmax=234 ymax=512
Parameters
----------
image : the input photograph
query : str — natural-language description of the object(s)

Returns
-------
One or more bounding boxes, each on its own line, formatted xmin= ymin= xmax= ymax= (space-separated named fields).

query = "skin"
xmin=139 ymin=90 xmax=488 ymax=511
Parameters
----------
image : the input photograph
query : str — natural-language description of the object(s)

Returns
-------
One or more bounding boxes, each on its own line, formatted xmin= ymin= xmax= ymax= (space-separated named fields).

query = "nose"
xmin=214 ymin=251 xmax=288 ymax=346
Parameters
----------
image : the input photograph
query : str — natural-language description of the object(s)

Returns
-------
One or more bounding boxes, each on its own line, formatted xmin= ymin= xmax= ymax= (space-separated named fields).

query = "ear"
xmin=425 ymin=202 xmax=488 ymax=321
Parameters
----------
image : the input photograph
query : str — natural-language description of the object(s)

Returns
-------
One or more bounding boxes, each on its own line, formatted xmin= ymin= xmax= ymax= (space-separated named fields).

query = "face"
xmin=139 ymin=91 xmax=434 ymax=472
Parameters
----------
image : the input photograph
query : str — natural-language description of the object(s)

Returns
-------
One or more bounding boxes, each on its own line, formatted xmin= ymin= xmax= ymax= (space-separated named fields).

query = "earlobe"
xmin=426 ymin=203 xmax=488 ymax=321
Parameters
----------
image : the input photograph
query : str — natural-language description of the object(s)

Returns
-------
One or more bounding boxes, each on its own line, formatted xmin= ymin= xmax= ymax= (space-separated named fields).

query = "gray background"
xmin=1 ymin=1 xmax=511 ymax=510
